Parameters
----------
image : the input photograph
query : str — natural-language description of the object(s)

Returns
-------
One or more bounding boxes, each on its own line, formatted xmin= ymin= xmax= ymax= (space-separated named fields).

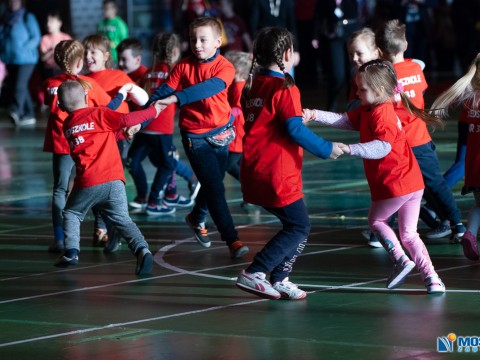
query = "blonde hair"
xmin=348 ymin=27 xmax=378 ymax=54
xmin=83 ymin=34 xmax=113 ymax=69
xmin=54 ymin=40 xmax=92 ymax=90
xmin=224 ymin=50 xmax=252 ymax=81
xmin=431 ymin=54 xmax=480 ymax=117
xmin=359 ymin=59 xmax=444 ymax=129
xmin=58 ymin=80 xmax=87 ymax=112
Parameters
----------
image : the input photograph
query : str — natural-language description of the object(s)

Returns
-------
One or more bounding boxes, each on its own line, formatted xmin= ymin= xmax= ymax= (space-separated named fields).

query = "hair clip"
xmin=394 ymin=82 xmax=404 ymax=94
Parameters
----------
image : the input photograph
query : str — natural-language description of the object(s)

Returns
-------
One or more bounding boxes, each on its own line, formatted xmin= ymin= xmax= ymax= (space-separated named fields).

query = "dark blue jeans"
xmin=246 ymin=199 xmax=311 ymax=283
xmin=127 ymin=133 xmax=175 ymax=205
xmin=181 ymin=135 xmax=238 ymax=245
xmin=413 ymin=141 xmax=461 ymax=224
xmin=443 ymin=121 xmax=467 ymax=188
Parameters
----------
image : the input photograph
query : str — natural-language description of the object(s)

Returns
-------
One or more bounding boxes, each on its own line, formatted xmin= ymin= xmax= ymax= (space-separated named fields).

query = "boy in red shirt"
xmin=116 ymin=37 xmax=149 ymax=85
xmin=376 ymin=19 xmax=465 ymax=242
xmin=54 ymin=80 xmax=163 ymax=275
xmin=148 ymin=17 xmax=248 ymax=258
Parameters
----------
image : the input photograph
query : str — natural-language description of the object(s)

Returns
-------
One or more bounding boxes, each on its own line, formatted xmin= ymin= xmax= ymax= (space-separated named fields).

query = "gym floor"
xmin=0 ymin=87 xmax=479 ymax=360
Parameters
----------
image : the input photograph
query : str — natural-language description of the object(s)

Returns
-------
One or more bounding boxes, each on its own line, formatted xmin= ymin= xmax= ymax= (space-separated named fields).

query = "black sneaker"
xmin=54 ymin=254 xmax=79 ymax=268
xmin=136 ymin=247 xmax=153 ymax=275
xmin=185 ymin=213 xmax=211 ymax=247
xmin=451 ymin=223 xmax=466 ymax=244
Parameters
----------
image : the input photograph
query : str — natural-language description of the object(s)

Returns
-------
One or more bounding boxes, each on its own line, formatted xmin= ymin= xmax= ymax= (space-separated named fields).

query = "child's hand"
xmin=118 ymin=83 xmax=134 ymax=99
xmin=125 ymin=124 xmax=141 ymax=140
xmin=338 ymin=143 xmax=350 ymax=154
xmin=330 ymin=142 xmax=346 ymax=159
xmin=157 ymin=95 xmax=178 ymax=106
xmin=153 ymin=101 xmax=167 ymax=117
xmin=302 ymin=108 xmax=315 ymax=124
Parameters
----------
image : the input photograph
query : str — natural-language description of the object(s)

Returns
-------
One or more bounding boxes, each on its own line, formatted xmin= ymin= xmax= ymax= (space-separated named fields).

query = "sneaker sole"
xmin=387 ymin=261 xmax=416 ymax=289
xmin=425 ymin=230 xmax=452 ymax=239
xmin=163 ymin=200 xmax=194 ymax=208
xmin=136 ymin=251 xmax=153 ymax=275
xmin=427 ymin=284 xmax=446 ymax=294
xmin=190 ymin=184 xmax=201 ymax=201
xmin=368 ymin=240 xmax=383 ymax=248
xmin=278 ymin=291 xmax=308 ymax=300
xmin=145 ymin=208 xmax=176 ymax=216
xmin=54 ymin=256 xmax=79 ymax=268
xmin=462 ymin=237 xmax=479 ymax=261
xmin=194 ymin=235 xmax=211 ymax=248
xmin=231 ymin=245 xmax=249 ymax=259
xmin=235 ymin=282 xmax=281 ymax=300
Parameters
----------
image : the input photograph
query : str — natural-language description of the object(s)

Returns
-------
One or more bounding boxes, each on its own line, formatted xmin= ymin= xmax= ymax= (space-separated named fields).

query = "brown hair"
xmin=54 ymin=40 xmax=92 ymax=89
xmin=375 ymin=19 xmax=406 ymax=56
xmin=152 ymin=32 xmax=181 ymax=71
xmin=58 ymin=80 xmax=87 ymax=113
xmin=189 ymin=16 xmax=222 ymax=38
xmin=242 ymin=27 xmax=294 ymax=100
xmin=224 ymin=51 xmax=252 ymax=81
xmin=358 ymin=59 xmax=444 ymax=129
xmin=83 ymin=34 xmax=113 ymax=69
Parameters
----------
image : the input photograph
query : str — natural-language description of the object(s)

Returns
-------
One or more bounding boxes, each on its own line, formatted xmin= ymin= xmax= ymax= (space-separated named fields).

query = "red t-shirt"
xmin=128 ymin=65 xmax=149 ymax=85
xmin=240 ymin=73 xmax=304 ymax=208
xmin=142 ymin=62 xmax=176 ymax=134
xmin=85 ymin=69 xmax=133 ymax=114
xmin=43 ymin=74 xmax=112 ymax=154
xmin=166 ymin=54 xmax=234 ymax=134
xmin=393 ymin=59 xmax=431 ymax=147
xmin=228 ymin=80 xmax=245 ymax=153
xmin=64 ymin=106 xmax=156 ymax=189
xmin=462 ymin=105 xmax=480 ymax=187
xmin=347 ymin=102 xmax=424 ymax=201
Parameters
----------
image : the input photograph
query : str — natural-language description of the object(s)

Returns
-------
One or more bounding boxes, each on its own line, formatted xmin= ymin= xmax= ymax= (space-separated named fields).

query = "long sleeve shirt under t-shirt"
xmin=63 ymin=106 xmax=156 ymax=189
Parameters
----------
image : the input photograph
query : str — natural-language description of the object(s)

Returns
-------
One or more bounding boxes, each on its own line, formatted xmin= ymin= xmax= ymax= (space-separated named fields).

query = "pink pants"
xmin=369 ymin=189 xmax=436 ymax=280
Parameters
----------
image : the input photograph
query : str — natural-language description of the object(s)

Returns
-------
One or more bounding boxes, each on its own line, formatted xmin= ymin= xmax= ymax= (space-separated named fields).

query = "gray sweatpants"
xmin=63 ymin=180 xmax=148 ymax=255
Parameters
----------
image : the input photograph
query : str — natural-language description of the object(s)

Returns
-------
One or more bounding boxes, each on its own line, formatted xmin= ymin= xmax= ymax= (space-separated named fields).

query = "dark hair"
xmin=358 ymin=59 xmax=444 ymax=128
xmin=117 ymin=38 xmax=143 ymax=58
xmin=242 ymin=27 xmax=294 ymax=100
xmin=375 ymin=19 xmax=406 ymax=56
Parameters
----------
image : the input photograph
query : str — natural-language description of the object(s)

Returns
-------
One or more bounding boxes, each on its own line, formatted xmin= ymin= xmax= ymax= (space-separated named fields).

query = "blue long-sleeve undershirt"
xmin=147 ymin=78 xmax=226 ymax=107
xmin=106 ymin=93 xmax=125 ymax=110
xmin=285 ymin=116 xmax=333 ymax=159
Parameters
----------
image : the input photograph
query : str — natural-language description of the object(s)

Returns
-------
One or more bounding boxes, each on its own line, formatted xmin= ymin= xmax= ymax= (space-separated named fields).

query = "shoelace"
xmin=199 ymin=228 xmax=208 ymax=236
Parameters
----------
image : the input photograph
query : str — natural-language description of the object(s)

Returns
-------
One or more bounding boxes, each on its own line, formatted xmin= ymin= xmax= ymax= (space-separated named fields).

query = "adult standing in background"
xmin=312 ymin=0 xmax=360 ymax=111
xmin=0 ymin=0 xmax=41 ymax=126
xmin=249 ymin=0 xmax=299 ymax=74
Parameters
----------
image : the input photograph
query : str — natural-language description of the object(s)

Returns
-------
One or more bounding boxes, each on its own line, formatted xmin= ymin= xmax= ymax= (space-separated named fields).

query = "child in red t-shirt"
xmin=223 ymin=50 xmax=251 ymax=181
xmin=116 ymin=37 xmax=149 ymax=86
xmin=430 ymin=53 xmax=480 ymax=261
xmin=304 ymin=59 xmax=446 ymax=294
xmin=43 ymin=39 xmax=116 ymax=253
xmin=127 ymin=32 xmax=194 ymax=216
xmin=376 ymin=19 xmax=465 ymax=242
xmin=83 ymin=34 xmax=149 ymax=166
xmin=54 ymin=80 xmax=163 ymax=275
xmin=148 ymin=17 xmax=248 ymax=259
xmin=235 ymin=27 xmax=344 ymax=300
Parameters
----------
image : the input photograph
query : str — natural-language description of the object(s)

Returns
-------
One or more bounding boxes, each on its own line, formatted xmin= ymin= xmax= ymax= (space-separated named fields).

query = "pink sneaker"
xmin=461 ymin=230 xmax=479 ymax=261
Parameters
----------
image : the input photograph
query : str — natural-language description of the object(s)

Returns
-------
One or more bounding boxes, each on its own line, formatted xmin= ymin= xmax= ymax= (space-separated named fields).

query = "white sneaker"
xmin=424 ymin=274 xmax=446 ymax=294
xmin=386 ymin=256 xmax=416 ymax=289
xmin=236 ymin=271 xmax=281 ymax=300
xmin=272 ymin=278 xmax=307 ymax=300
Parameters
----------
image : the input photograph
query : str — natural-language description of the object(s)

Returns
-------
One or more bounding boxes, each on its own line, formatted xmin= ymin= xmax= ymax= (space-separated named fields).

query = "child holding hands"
xmin=54 ymin=80 xmax=163 ymax=275
xmin=235 ymin=27 xmax=344 ymax=300
xmin=304 ymin=59 xmax=445 ymax=293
